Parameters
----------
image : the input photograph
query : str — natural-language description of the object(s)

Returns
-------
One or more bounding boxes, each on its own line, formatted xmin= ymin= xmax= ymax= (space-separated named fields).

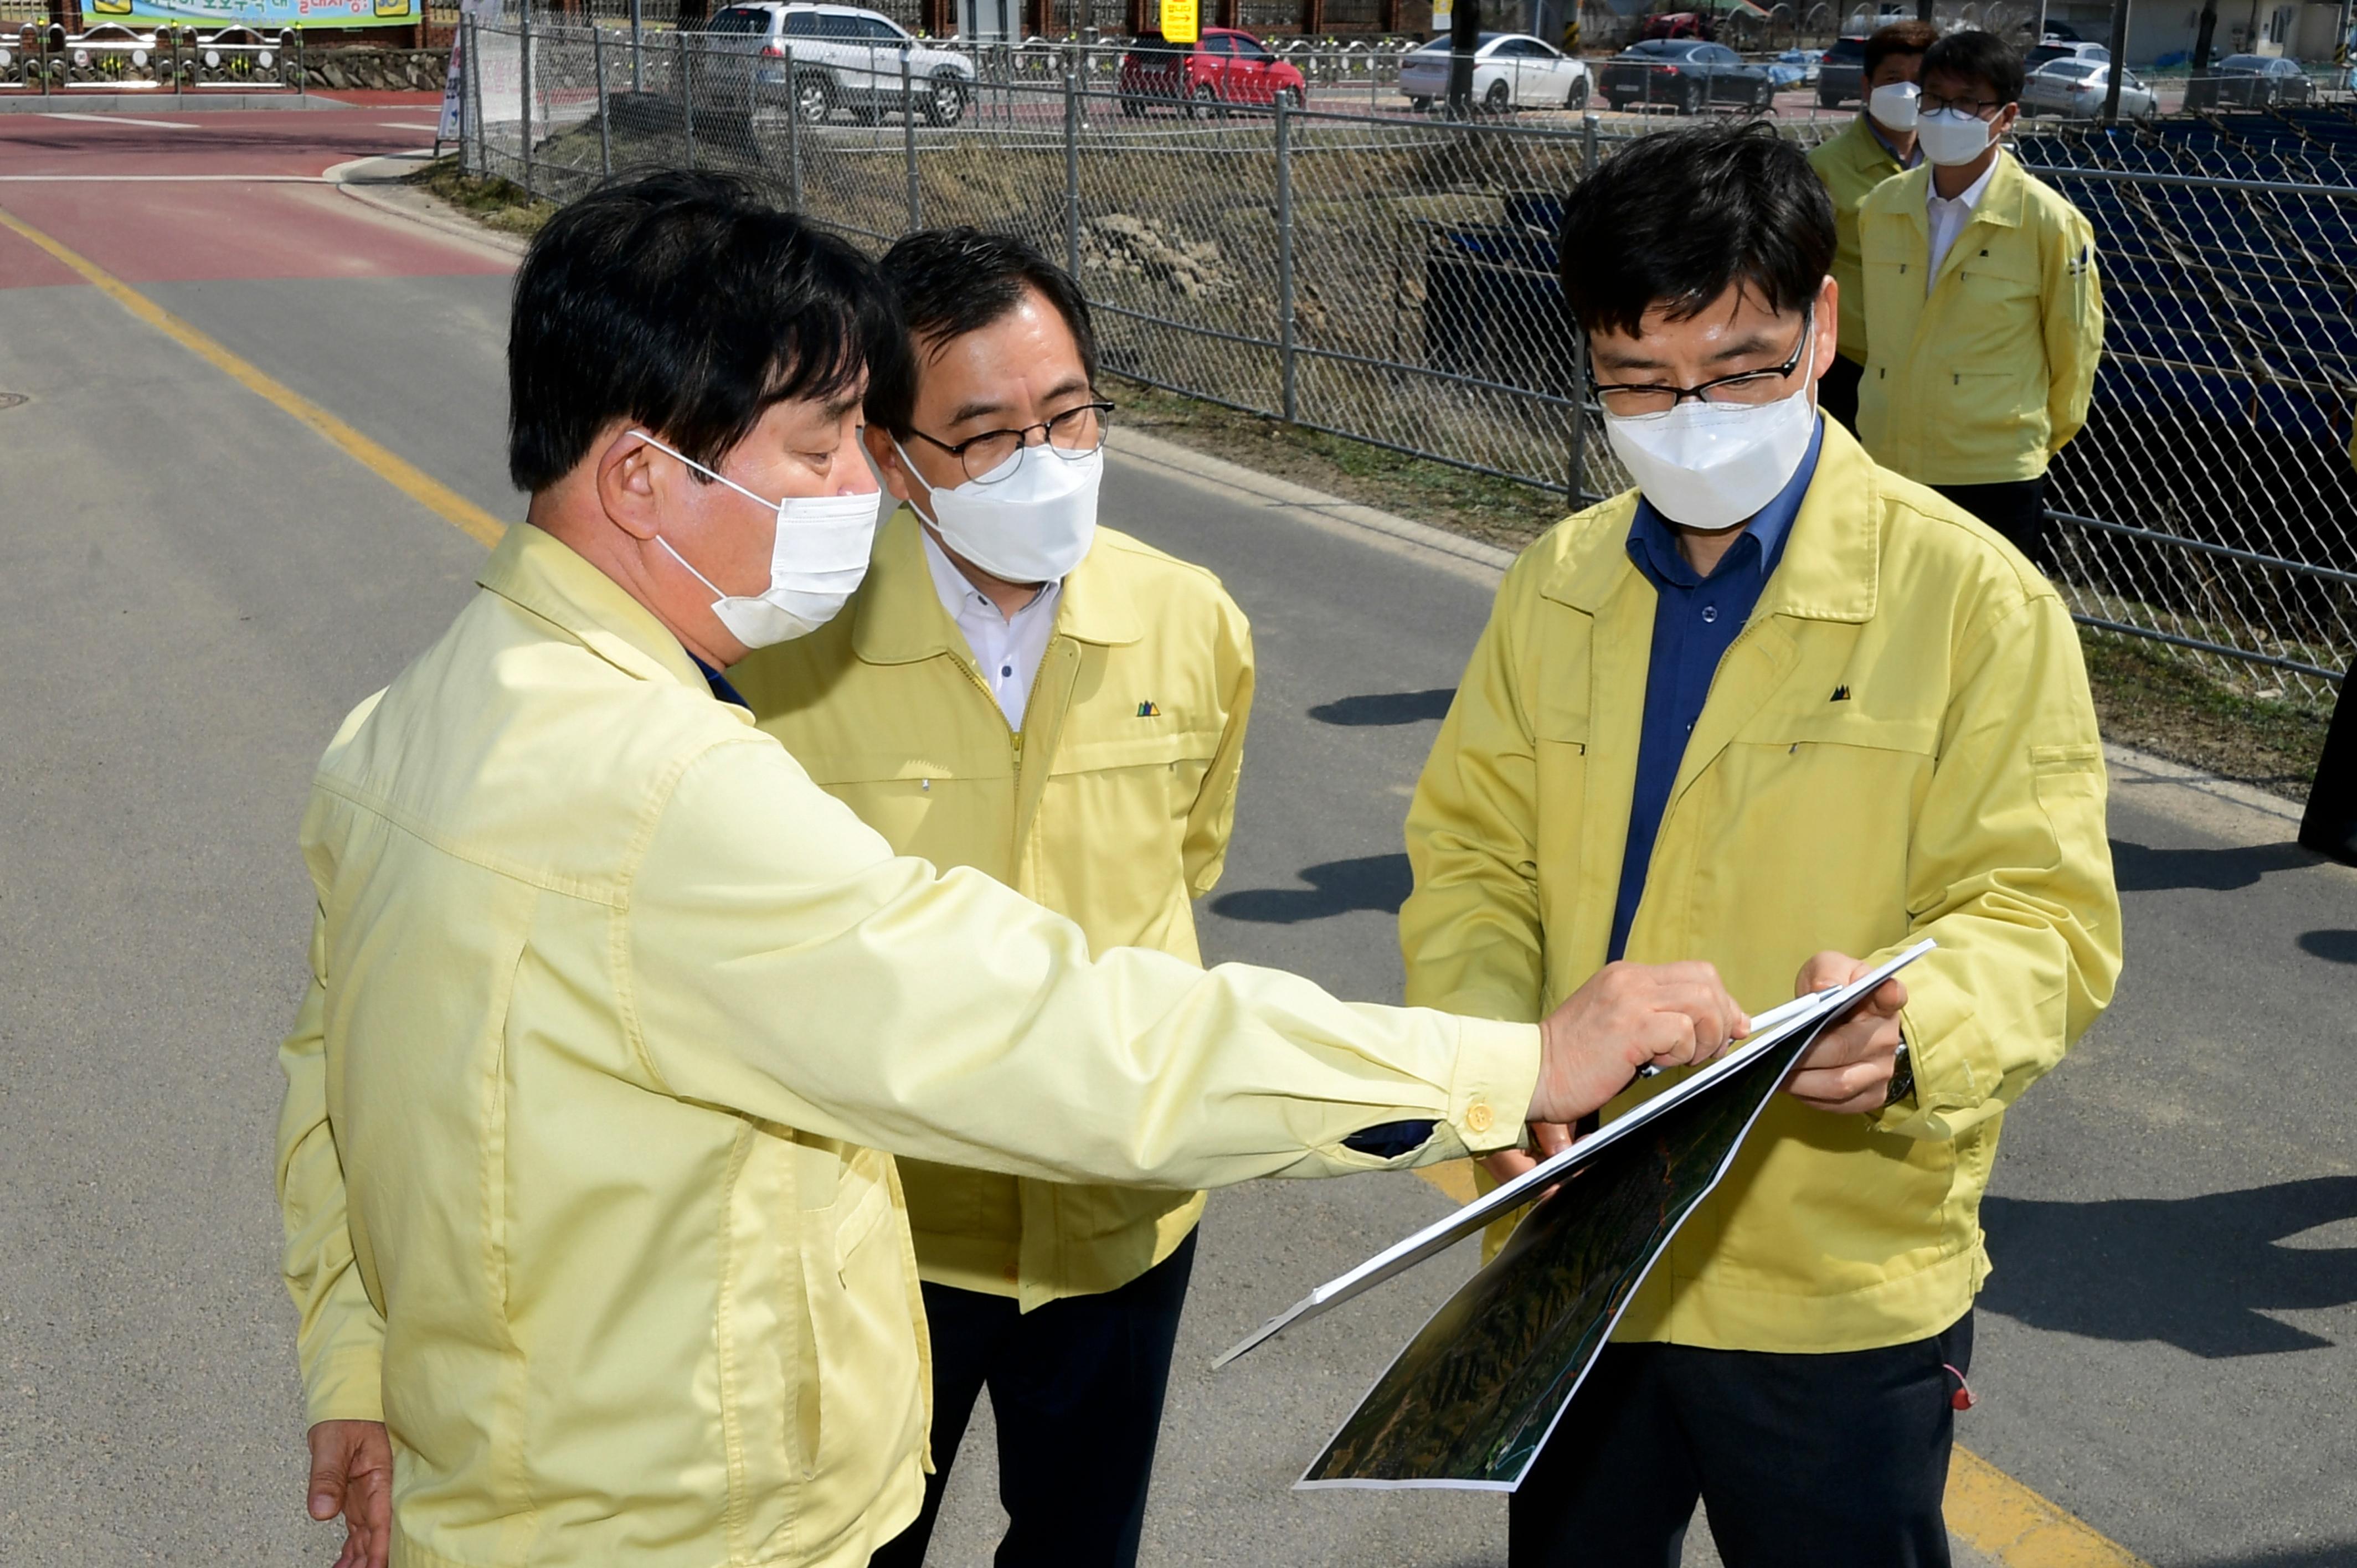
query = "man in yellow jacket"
xmin=1403 ymin=126 xmax=2121 ymax=1563
xmin=279 ymin=172 xmax=1754 ymax=1568
xmin=1857 ymin=29 xmax=2104 ymax=570
xmin=1805 ymin=18 xmax=1929 ymax=430
xmin=733 ymin=228 xmax=1248 ymax=1568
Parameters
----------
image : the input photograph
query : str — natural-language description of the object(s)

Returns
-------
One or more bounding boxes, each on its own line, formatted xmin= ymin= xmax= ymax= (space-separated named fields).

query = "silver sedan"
xmin=2022 ymin=58 xmax=2159 ymax=120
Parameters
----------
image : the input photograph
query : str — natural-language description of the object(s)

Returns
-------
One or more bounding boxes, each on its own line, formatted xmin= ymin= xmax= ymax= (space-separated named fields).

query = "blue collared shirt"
xmin=689 ymin=651 xmax=749 ymax=710
xmin=1606 ymin=417 xmax=1824 ymax=962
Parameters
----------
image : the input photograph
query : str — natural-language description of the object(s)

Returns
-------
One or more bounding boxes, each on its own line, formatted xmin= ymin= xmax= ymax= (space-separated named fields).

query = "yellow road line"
xmin=1412 ymin=1161 xmax=2149 ymax=1566
xmin=0 ymin=203 xmax=506 ymax=548
xmin=1948 ymin=1446 xmax=2153 ymax=1568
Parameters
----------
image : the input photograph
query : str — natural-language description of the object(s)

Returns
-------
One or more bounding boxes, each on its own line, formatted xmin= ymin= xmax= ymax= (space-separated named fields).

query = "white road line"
xmin=0 ymin=173 xmax=331 ymax=182
xmin=379 ymin=121 xmax=442 ymax=131
xmin=39 ymin=111 xmax=197 ymax=130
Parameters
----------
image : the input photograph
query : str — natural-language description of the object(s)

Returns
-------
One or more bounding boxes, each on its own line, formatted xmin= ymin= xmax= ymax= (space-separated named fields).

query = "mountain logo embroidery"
xmin=1830 ymin=685 xmax=1851 ymax=702
xmin=1136 ymin=700 xmax=1161 ymax=718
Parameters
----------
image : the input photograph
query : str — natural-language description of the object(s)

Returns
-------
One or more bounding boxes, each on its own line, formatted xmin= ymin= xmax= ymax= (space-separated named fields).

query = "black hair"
xmin=864 ymin=226 xmax=1099 ymax=440
xmin=1557 ymin=122 xmax=1835 ymax=340
xmin=506 ymin=171 xmax=891 ymax=493
xmin=1864 ymin=19 xmax=1937 ymax=77
xmin=1921 ymin=29 xmax=2025 ymax=106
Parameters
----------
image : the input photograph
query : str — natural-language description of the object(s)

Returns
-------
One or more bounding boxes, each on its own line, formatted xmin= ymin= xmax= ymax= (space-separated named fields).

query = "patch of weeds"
xmin=2080 ymin=631 xmax=2331 ymax=800
xmin=1108 ymin=376 xmax=1573 ymax=550
xmin=410 ymin=156 xmax=557 ymax=238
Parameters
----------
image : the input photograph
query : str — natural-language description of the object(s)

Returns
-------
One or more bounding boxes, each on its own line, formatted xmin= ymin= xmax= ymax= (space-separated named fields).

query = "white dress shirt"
xmin=920 ymin=525 xmax=1063 ymax=730
xmin=1925 ymin=154 xmax=1999 ymax=293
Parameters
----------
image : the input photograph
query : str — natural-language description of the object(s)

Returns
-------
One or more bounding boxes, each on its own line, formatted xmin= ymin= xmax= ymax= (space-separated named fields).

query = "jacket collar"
xmin=1889 ymin=146 xmax=2028 ymax=235
xmin=851 ymin=504 xmax=1144 ymax=666
xmin=1541 ymin=416 xmax=1880 ymax=625
xmin=477 ymin=522 xmax=714 ymax=693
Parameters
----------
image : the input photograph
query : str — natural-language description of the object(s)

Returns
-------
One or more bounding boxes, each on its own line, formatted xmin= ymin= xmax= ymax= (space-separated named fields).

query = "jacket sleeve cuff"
xmin=302 ymin=1347 xmax=386 ymax=1427
xmin=1872 ymin=964 xmax=1984 ymax=1139
xmin=1442 ymin=1016 xmax=1541 ymax=1157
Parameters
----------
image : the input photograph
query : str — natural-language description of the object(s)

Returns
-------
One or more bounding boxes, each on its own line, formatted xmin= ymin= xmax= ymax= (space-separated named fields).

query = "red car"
xmin=1118 ymin=28 xmax=1307 ymax=116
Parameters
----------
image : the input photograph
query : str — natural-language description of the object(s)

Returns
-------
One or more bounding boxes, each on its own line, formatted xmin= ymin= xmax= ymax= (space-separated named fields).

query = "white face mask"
xmin=894 ymin=437 xmax=1101 ymax=585
xmin=630 ymin=430 xmax=881 ymax=650
xmin=1602 ymin=321 xmax=1820 ymax=531
xmin=1867 ymin=80 xmax=1920 ymax=131
xmin=1916 ymin=106 xmax=1995 ymax=167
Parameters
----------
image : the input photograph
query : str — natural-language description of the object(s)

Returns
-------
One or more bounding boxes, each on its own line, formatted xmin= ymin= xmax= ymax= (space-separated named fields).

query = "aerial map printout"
xmin=1242 ymin=941 xmax=1933 ymax=1490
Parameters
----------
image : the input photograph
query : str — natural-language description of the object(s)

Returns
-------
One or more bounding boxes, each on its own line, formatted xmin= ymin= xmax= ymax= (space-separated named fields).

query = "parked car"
xmin=1772 ymin=47 xmax=1825 ymax=87
xmin=699 ymin=2 xmax=975 ymax=126
xmin=2024 ymin=39 xmax=2109 ymax=73
xmin=2215 ymin=53 xmax=2317 ymax=106
xmin=1814 ymin=33 xmax=1865 ymax=107
xmin=1601 ymin=38 xmax=1776 ymax=113
xmin=2022 ymin=58 xmax=2157 ymax=119
xmin=1639 ymin=9 xmax=1716 ymax=40
xmin=1118 ymin=28 xmax=1305 ymax=116
xmin=1398 ymin=32 xmax=1591 ymax=112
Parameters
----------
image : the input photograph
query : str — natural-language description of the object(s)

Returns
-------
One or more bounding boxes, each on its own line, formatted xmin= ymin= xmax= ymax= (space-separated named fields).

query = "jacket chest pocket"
xmin=1956 ymin=249 xmax=2037 ymax=306
xmin=1699 ymin=710 xmax=1938 ymax=962
xmin=1049 ymin=726 xmax=1222 ymax=820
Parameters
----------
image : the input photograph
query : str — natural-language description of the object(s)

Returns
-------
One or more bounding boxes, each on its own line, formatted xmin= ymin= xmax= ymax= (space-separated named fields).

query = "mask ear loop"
xmin=624 ymin=429 xmax=786 ymax=605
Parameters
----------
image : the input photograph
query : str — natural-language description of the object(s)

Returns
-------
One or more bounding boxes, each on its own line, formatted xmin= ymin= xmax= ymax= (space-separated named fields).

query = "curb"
xmin=0 ymin=91 xmax=346 ymax=113
xmin=328 ymin=151 xmax=531 ymax=260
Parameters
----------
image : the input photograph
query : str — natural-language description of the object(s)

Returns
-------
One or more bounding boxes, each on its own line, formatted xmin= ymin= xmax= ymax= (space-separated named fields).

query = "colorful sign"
xmin=91 ymin=0 xmax=420 ymax=29
xmin=1160 ymin=0 xmax=1197 ymax=43
xmin=1429 ymin=0 xmax=1449 ymax=29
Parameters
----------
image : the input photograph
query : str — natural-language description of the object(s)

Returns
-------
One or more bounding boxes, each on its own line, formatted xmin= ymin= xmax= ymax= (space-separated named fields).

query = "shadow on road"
xmin=2296 ymin=929 xmax=2357 ymax=965
xmin=2107 ymin=838 xmax=2317 ymax=893
xmin=1980 ymin=1177 xmax=2357 ymax=1357
xmin=2178 ymin=1548 xmax=2357 ymax=1567
xmin=1308 ymin=689 xmax=1456 ymax=726
xmin=1209 ymin=854 xmax=1412 ymax=923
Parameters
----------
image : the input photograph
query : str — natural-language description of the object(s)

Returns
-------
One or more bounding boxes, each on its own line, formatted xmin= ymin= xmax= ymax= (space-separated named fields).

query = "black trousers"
xmin=1509 ymin=1313 xmax=1974 ymax=1568
xmin=870 ymin=1230 xmax=1198 ymax=1568
xmin=1818 ymin=354 xmax=1866 ymax=433
xmin=1933 ymin=478 xmax=2051 ymax=571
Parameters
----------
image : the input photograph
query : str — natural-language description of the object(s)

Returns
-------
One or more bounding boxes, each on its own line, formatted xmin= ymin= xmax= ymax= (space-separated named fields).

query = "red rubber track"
xmin=0 ymin=107 xmax=510 ymax=288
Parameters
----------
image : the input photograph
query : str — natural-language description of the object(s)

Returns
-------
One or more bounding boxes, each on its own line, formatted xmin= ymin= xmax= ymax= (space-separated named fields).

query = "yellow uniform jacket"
xmin=1807 ymin=113 xmax=1912 ymax=368
xmin=1858 ymin=151 xmax=2104 ymax=484
xmin=276 ymin=523 xmax=1536 ymax=1568
xmin=1401 ymin=420 xmax=2122 ymax=1354
xmin=733 ymin=509 xmax=1252 ymax=1310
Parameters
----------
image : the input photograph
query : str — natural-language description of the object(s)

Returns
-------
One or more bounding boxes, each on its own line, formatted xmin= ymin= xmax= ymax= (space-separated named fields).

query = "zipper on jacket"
xmin=954 ymin=653 xmax=1023 ymax=768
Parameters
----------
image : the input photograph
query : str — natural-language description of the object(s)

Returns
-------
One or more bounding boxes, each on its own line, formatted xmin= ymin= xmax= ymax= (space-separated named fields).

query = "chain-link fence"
xmin=464 ymin=16 xmax=2355 ymax=704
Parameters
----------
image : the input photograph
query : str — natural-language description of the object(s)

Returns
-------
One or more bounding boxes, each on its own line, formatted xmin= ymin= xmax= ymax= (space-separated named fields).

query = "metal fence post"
xmin=680 ymin=31 xmax=696 ymax=171
xmin=464 ymin=13 xmax=481 ymax=177
xmin=1063 ymin=64 xmax=1080 ymax=280
xmin=630 ymin=0 xmax=644 ymax=94
xmin=784 ymin=43 xmax=803 ymax=211
xmin=594 ymin=24 xmax=613 ymax=180
xmin=1277 ymin=92 xmax=1297 ymax=425
xmin=519 ymin=5 xmax=535 ymax=198
xmin=472 ymin=14 xmax=490 ymax=179
xmin=903 ymin=50 xmax=920 ymax=232
xmin=1567 ymin=111 xmax=1598 ymax=507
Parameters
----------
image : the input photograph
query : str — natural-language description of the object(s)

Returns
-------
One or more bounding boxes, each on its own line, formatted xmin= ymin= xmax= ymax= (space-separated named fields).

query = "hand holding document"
xmin=1215 ymin=939 xmax=1937 ymax=1491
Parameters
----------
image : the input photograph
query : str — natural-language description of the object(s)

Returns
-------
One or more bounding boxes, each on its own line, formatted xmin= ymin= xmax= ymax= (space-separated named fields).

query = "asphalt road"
xmin=0 ymin=107 xmax=2351 ymax=1568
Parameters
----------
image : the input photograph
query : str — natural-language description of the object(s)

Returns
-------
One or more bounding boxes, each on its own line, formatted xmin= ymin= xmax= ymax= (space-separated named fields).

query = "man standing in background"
xmin=733 ymin=228 xmax=1251 ymax=1568
xmin=1857 ymin=29 xmax=2103 ymax=569
xmin=1807 ymin=19 xmax=1932 ymax=430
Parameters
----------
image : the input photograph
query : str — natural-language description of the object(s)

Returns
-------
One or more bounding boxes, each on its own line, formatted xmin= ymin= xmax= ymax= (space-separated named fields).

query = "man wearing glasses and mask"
xmin=1856 ymin=29 xmax=2103 ymax=570
xmin=732 ymin=228 xmax=1250 ymax=1568
xmin=1401 ymin=125 xmax=2121 ymax=1564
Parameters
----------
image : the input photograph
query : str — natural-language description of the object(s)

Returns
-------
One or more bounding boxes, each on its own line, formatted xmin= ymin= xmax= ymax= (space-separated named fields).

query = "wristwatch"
xmin=1883 ymin=1035 xmax=1915 ymax=1109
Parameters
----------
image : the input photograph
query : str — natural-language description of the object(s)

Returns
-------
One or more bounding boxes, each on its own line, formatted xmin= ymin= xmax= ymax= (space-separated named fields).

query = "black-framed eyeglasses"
xmin=1918 ymin=92 xmax=2004 ymax=116
xmin=1589 ymin=309 xmax=1813 ymax=419
xmin=908 ymin=400 xmax=1116 ymax=483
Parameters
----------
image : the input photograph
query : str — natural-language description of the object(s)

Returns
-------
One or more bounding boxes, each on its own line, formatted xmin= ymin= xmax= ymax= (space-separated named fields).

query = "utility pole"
xmin=2101 ymin=0 xmax=2128 ymax=122
xmin=1917 ymin=0 xmax=1933 ymax=26
xmin=1447 ymin=0 xmax=1478 ymax=117
xmin=2188 ymin=0 xmax=2218 ymax=108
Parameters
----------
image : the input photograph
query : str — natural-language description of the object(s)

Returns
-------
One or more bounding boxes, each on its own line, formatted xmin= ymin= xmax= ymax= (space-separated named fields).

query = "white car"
xmin=2021 ymin=58 xmax=2157 ymax=120
xmin=701 ymin=2 xmax=976 ymax=126
xmin=1399 ymin=32 xmax=1591 ymax=113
